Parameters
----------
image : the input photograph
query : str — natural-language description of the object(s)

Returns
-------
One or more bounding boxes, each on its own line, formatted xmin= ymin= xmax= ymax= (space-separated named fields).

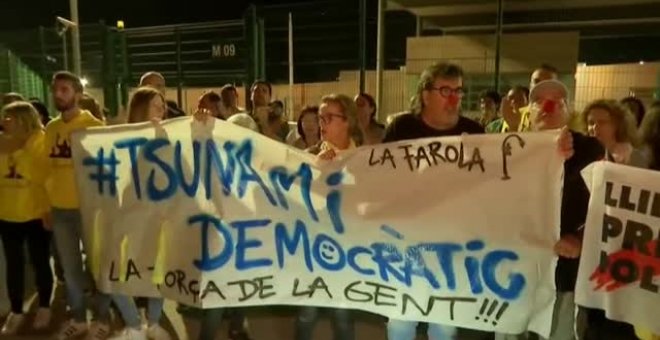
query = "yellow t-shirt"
xmin=501 ymin=106 xmax=531 ymax=133
xmin=0 ymin=131 xmax=50 ymax=222
xmin=45 ymin=110 xmax=104 ymax=209
xmin=636 ymin=327 xmax=660 ymax=340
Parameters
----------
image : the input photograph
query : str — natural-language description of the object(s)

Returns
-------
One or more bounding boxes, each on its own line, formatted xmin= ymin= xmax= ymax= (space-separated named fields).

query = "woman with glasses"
xmin=294 ymin=94 xmax=362 ymax=340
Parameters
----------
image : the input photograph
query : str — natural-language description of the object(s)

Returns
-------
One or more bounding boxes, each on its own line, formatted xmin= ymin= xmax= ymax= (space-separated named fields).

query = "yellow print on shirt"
xmin=50 ymin=133 xmax=72 ymax=159
xmin=0 ymin=155 xmax=28 ymax=188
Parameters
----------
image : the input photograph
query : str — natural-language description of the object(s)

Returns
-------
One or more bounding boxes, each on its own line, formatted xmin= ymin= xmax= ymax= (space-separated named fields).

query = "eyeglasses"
xmin=318 ymin=113 xmax=346 ymax=124
xmin=428 ymin=86 xmax=465 ymax=98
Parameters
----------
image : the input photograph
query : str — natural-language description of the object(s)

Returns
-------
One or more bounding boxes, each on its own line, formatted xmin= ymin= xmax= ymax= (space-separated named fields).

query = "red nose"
xmin=542 ymin=100 xmax=557 ymax=113
xmin=447 ymin=95 xmax=460 ymax=107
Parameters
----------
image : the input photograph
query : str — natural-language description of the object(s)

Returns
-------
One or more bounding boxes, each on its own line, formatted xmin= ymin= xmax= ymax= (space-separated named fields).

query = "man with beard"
xmin=45 ymin=72 xmax=112 ymax=340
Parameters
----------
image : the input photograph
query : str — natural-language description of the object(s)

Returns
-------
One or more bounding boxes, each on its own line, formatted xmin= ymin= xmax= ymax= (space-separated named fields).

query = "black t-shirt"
xmin=166 ymin=100 xmax=186 ymax=118
xmin=383 ymin=113 xmax=484 ymax=143
xmin=556 ymin=132 xmax=604 ymax=292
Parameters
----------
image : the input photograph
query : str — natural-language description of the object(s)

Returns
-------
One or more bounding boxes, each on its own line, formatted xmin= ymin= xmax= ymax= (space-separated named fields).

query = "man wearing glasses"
xmin=383 ymin=64 xmax=576 ymax=340
xmin=383 ymin=62 xmax=483 ymax=144
xmin=383 ymin=62 xmax=484 ymax=340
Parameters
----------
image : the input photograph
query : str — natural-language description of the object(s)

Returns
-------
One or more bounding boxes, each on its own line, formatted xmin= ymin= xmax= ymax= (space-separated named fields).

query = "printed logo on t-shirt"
xmin=4 ymin=162 xmax=24 ymax=180
xmin=50 ymin=133 xmax=72 ymax=159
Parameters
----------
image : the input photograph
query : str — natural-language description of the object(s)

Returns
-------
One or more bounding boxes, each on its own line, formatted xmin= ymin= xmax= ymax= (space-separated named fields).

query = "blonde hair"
xmin=1 ymin=101 xmax=43 ymax=137
xmin=580 ymin=99 xmax=639 ymax=146
xmin=128 ymin=87 xmax=165 ymax=123
xmin=321 ymin=94 xmax=363 ymax=145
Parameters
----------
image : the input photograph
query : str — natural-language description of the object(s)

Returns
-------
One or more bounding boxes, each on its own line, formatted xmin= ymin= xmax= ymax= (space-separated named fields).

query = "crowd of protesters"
xmin=0 ymin=61 xmax=658 ymax=340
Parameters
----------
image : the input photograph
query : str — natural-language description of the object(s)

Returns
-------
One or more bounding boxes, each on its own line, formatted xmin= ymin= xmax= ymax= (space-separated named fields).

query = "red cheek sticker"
xmin=542 ymin=100 xmax=557 ymax=113
xmin=447 ymin=95 xmax=460 ymax=107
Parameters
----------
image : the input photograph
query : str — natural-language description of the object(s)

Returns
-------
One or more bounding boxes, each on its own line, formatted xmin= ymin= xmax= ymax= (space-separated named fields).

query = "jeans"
xmin=295 ymin=307 xmax=354 ymax=340
xmin=112 ymin=295 xmax=165 ymax=328
xmin=581 ymin=308 xmax=637 ymax=340
xmin=541 ymin=292 xmax=577 ymax=340
xmin=51 ymin=208 xmax=112 ymax=322
xmin=0 ymin=238 xmax=7 ymax=314
xmin=0 ymin=219 xmax=53 ymax=313
xmin=387 ymin=320 xmax=457 ymax=340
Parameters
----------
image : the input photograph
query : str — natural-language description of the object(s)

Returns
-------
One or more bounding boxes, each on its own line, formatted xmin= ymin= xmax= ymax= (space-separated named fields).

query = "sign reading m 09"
xmin=211 ymin=43 xmax=238 ymax=59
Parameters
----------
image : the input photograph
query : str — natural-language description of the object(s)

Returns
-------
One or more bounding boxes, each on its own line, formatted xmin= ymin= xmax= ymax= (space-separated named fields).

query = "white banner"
xmin=577 ymin=161 xmax=660 ymax=334
xmin=71 ymin=117 xmax=563 ymax=336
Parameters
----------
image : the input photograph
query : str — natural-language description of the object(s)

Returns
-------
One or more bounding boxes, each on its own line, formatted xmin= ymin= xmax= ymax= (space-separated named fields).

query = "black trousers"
xmin=0 ymin=219 xmax=53 ymax=313
xmin=583 ymin=308 xmax=639 ymax=340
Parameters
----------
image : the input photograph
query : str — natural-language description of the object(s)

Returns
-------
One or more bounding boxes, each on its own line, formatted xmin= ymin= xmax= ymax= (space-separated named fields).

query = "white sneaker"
xmin=85 ymin=321 xmax=111 ymax=340
xmin=56 ymin=319 xmax=88 ymax=340
xmin=109 ymin=327 xmax=147 ymax=340
xmin=33 ymin=307 xmax=52 ymax=330
xmin=1 ymin=313 xmax=26 ymax=335
xmin=147 ymin=324 xmax=171 ymax=340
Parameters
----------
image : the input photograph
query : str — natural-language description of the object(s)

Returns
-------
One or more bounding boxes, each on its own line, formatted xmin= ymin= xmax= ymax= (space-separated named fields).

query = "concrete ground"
xmin=0 ymin=283 xmax=497 ymax=340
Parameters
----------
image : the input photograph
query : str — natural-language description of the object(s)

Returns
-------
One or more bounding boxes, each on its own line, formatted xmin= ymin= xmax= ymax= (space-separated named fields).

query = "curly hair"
xmin=580 ymin=99 xmax=639 ymax=146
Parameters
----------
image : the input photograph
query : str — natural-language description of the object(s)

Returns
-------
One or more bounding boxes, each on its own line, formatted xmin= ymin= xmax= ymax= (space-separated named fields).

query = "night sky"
xmin=0 ymin=0 xmax=312 ymax=29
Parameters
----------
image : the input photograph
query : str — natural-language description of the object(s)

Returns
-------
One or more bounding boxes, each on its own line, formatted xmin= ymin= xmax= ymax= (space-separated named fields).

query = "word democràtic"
xmin=84 ymin=137 xmax=527 ymax=301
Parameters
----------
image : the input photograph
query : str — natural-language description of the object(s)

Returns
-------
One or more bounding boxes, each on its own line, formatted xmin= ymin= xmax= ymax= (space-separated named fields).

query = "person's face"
xmin=142 ymin=75 xmax=166 ymax=94
xmin=222 ymin=89 xmax=238 ymax=107
xmin=507 ymin=89 xmax=528 ymax=109
xmin=587 ymin=108 xmax=617 ymax=149
xmin=355 ymin=95 xmax=373 ymax=124
xmin=251 ymin=84 xmax=271 ymax=107
xmin=51 ymin=80 xmax=80 ymax=112
xmin=319 ymin=102 xmax=349 ymax=144
xmin=1 ymin=114 xmax=18 ymax=136
xmin=480 ymin=97 xmax=497 ymax=115
xmin=530 ymin=69 xmax=557 ymax=88
xmin=422 ymin=77 xmax=463 ymax=126
xmin=501 ymin=89 xmax=528 ymax=122
xmin=530 ymin=89 xmax=567 ymax=131
xmin=147 ymin=95 xmax=166 ymax=122
xmin=301 ymin=112 xmax=319 ymax=140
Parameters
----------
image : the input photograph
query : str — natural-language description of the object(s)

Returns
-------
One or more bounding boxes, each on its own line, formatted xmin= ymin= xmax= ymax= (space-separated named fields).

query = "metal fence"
xmin=0 ymin=47 xmax=47 ymax=101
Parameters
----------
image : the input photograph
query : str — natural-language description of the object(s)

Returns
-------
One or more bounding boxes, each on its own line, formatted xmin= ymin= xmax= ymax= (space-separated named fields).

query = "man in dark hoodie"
xmin=527 ymin=79 xmax=604 ymax=340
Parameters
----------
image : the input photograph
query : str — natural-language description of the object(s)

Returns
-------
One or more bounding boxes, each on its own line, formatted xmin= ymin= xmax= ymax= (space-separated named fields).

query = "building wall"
xmin=86 ymin=33 xmax=658 ymax=125
xmin=405 ymin=32 xmax=580 ymax=75
xmin=574 ymin=62 xmax=659 ymax=111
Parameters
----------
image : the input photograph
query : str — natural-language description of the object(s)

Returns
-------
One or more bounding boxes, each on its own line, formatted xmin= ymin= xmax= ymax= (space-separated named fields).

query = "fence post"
xmin=656 ymin=69 xmax=660 ymax=101
xmin=38 ymin=26 xmax=51 ymax=107
xmin=244 ymin=4 xmax=259 ymax=110
xmin=175 ymin=27 xmax=183 ymax=108
xmin=118 ymin=25 xmax=129 ymax=109
xmin=358 ymin=0 xmax=367 ymax=94
xmin=258 ymin=18 xmax=266 ymax=80
xmin=101 ymin=24 xmax=118 ymax=116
